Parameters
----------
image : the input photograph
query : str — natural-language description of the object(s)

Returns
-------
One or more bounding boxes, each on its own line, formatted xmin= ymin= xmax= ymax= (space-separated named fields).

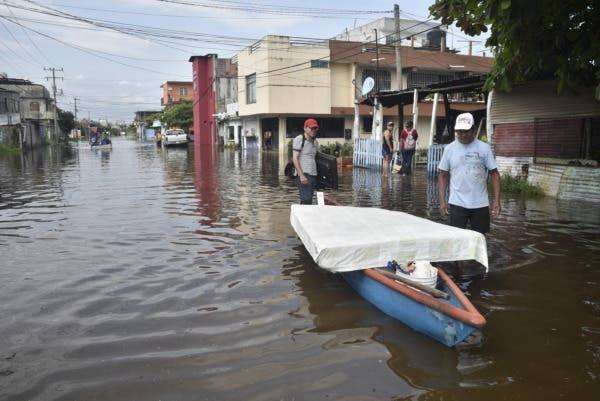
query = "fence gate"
xmin=427 ymin=144 xmax=446 ymax=175
xmin=353 ymin=138 xmax=382 ymax=170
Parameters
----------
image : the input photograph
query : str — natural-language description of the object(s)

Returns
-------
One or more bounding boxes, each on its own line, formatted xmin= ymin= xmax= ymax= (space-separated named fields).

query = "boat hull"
xmin=342 ymin=270 xmax=479 ymax=347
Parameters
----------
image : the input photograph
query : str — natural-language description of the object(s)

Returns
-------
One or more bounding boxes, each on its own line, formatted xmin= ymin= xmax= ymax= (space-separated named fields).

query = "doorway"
xmin=261 ymin=118 xmax=279 ymax=151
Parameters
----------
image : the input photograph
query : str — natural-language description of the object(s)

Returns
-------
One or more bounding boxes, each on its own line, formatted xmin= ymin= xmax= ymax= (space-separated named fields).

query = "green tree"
xmin=160 ymin=100 xmax=193 ymax=130
xmin=429 ymin=0 xmax=600 ymax=96
xmin=57 ymin=108 xmax=76 ymax=134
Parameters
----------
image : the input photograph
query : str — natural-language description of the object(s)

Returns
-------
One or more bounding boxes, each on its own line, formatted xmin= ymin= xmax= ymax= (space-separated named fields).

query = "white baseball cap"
xmin=454 ymin=113 xmax=474 ymax=130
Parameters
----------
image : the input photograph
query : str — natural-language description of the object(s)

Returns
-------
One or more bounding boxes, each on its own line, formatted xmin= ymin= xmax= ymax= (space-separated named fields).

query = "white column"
xmin=412 ymin=89 xmax=419 ymax=128
xmin=429 ymin=92 xmax=439 ymax=147
xmin=233 ymin=123 xmax=240 ymax=146
xmin=486 ymin=89 xmax=494 ymax=146
xmin=353 ymin=99 xmax=360 ymax=140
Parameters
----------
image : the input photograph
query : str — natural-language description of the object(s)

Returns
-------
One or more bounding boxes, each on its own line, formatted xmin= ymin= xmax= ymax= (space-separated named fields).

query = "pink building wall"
xmin=189 ymin=54 xmax=217 ymax=146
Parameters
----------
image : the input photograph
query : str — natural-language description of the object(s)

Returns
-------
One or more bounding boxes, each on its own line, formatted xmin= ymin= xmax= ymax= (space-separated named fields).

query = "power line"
xmin=155 ymin=0 xmax=392 ymax=16
xmin=51 ymin=2 xmax=376 ymax=20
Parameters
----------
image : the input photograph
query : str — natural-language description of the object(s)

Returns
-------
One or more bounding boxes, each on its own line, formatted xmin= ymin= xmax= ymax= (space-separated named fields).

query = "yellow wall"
xmin=237 ymin=36 xmax=331 ymax=117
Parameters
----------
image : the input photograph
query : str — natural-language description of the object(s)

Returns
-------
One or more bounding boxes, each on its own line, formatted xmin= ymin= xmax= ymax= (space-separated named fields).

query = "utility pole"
xmin=44 ymin=67 xmax=63 ymax=142
xmin=394 ymin=4 xmax=402 ymax=91
xmin=394 ymin=3 xmax=404 ymax=137
xmin=73 ymin=97 xmax=79 ymax=139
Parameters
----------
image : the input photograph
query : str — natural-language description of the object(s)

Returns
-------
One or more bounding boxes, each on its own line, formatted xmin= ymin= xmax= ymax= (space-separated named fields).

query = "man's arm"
xmin=438 ymin=170 xmax=449 ymax=216
xmin=292 ymin=150 xmax=308 ymax=184
xmin=489 ymin=169 xmax=501 ymax=217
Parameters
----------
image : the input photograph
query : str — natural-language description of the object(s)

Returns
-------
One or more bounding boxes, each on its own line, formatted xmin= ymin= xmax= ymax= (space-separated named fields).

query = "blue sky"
xmin=0 ymin=0 xmax=490 ymax=122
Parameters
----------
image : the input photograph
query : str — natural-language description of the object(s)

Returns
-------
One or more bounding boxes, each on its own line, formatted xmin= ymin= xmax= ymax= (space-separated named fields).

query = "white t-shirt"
xmin=438 ymin=139 xmax=497 ymax=209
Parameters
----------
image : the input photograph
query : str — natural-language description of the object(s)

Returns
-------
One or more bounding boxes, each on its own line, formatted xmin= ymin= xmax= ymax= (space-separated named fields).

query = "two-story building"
xmin=232 ymin=34 xmax=492 ymax=152
xmin=0 ymin=77 xmax=55 ymax=148
xmin=160 ymin=81 xmax=193 ymax=107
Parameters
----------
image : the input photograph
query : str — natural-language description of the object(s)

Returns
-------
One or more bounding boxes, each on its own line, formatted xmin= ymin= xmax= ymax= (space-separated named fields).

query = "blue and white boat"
xmin=290 ymin=204 xmax=488 ymax=347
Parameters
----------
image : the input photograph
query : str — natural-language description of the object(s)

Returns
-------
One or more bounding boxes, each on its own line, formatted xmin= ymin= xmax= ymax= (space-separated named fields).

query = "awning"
xmin=290 ymin=205 xmax=488 ymax=272
xmin=361 ymin=75 xmax=488 ymax=107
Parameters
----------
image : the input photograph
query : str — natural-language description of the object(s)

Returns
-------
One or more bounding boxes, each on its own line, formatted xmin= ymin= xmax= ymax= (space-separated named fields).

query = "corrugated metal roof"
xmin=491 ymin=81 xmax=600 ymax=124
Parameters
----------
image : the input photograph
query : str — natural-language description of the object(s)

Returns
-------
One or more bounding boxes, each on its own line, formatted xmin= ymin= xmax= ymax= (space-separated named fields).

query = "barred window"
xmin=310 ymin=60 xmax=329 ymax=68
xmin=362 ymin=69 xmax=391 ymax=92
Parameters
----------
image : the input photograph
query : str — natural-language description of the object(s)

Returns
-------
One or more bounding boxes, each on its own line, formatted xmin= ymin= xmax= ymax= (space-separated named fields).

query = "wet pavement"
xmin=1 ymin=137 xmax=599 ymax=401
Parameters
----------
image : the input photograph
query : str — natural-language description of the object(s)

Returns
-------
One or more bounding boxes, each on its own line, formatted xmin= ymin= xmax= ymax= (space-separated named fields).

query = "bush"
xmin=319 ymin=141 xmax=353 ymax=157
xmin=499 ymin=174 xmax=542 ymax=196
xmin=0 ymin=143 xmax=21 ymax=155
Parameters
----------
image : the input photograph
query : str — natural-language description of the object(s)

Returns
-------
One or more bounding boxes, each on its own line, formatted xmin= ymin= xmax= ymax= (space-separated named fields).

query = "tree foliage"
xmin=160 ymin=100 xmax=193 ymax=130
xmin=57 ymin=108 xmax=75 ymax=134
xmin=429 ymin=0 xmax=600 ymax=95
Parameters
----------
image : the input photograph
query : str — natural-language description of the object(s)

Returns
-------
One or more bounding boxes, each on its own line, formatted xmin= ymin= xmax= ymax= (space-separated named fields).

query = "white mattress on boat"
xmin=290 ymin=205 xmax=488 ymax=272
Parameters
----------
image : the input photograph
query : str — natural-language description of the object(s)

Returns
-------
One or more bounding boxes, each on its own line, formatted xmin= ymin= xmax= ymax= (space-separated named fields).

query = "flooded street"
xmin=1 ymin=138 xmax=599 ymax=401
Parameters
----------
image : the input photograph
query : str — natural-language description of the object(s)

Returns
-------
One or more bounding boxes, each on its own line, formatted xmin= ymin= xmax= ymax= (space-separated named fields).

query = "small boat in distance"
xmin=290 ymin=202 xmax=488 ymax=347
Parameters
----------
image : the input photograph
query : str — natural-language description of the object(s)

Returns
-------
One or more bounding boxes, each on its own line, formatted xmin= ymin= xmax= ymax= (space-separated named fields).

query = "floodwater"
xmin=1 ymin=138 xmax=598 ymax=401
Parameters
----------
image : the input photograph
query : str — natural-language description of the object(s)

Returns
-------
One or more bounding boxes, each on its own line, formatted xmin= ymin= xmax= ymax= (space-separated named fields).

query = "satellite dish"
xmin=361 ymin=77 xmax=375 ymax=96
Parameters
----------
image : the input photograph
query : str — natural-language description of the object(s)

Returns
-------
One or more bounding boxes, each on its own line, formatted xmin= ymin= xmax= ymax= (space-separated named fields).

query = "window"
xmin=406 ymin=71 xmax=469 ymax=89
xmin=310 ymin=60 xmax=329 ymax=68
xmin=29 ymin=101 xmax=39 ymax=112
xmin=179 ymin=87 xmax=188 ymax=97
xmin=362 ymin=69 xmax=391 ymax=91
xmin=286 ymin=117 xmax=344 ymax=139
xmin=246 ymin=73 xmax=256 ymax=104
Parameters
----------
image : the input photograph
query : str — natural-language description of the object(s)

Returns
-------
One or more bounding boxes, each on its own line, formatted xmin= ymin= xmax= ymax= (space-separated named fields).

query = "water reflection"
xmin=0 ymin=138 xmax=598 ymax=401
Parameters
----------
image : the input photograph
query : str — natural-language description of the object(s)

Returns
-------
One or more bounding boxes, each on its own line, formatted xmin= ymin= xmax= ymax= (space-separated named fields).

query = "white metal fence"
xmin=353 ymin=138 xmax=382 ymax=170
xmin=427 ymin=144 xmax=446 ymax=174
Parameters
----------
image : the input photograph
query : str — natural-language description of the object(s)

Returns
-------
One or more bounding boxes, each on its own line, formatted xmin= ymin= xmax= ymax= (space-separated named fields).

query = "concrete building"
xmin=0 ymin=77 xmax=55 ymax=148
xmin=333 ymin=17 xmax=446 ymax=49
xmin=160 ymin=81 xmax=193 ymax=107
xmin=134 ymin=110 xmax=161 ymax=141
xmin=0 ymin=88 xmax=21 ymax=146
xmin=231 ymin=35 xmax=492 ymax=153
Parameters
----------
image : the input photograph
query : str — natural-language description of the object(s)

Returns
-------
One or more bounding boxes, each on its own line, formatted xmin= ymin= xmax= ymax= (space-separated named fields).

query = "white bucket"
xmin=395 ymin=261 xmax=438 ymax=288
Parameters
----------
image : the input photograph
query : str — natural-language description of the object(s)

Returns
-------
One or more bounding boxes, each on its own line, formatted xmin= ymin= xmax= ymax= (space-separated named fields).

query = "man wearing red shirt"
xmin=400 ymin=121 xmax=418 ymax=175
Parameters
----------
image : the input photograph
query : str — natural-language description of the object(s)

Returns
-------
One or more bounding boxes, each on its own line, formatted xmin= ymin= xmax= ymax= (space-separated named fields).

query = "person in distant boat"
xmin=400 ymin=121 xmax=418 ymax=175
xmin=292 ymin=118 xmax=319 ymax=205
xmin=382 ymin=121 xmax=394 ymax=175
xmin=438 ymin=112 xmax=501 ymax=235
xmin=100 ymin=132 xmax=111 ymax=145
xmin=90 ymin=125 xmax=99 ymax=146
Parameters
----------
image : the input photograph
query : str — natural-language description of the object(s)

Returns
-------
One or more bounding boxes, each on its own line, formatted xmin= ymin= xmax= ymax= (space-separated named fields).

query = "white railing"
xmin=353 ymin=138 xmax=382 ymax=170
xmin=427 ymin=144 xmax=446 ymax=175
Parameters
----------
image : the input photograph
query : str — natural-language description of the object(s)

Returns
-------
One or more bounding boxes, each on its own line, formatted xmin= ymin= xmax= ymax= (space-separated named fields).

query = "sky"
xmin=0 ymin=0 xmax=490 ymax=123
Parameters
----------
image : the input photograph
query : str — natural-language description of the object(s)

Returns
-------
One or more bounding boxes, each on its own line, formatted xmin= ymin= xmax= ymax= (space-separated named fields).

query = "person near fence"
xmin=292 ymin=118 xmax=320 ymax=204
xmin=438 ymin=112 xmax=501 ymax=235
xmin=400 ymin=121 xmax=418 ymax=175
xmin=382 ymin=121 xmax=394 ymax=175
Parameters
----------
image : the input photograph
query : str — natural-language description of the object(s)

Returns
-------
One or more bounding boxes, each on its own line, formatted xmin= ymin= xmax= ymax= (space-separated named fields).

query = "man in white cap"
xmin=438 ymin=112 xmax=501 ymax=235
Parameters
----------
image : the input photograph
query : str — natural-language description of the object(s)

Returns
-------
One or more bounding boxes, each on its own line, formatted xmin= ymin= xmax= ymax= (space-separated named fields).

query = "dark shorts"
xmin=449 ymin=204 xmax=490 ymax=234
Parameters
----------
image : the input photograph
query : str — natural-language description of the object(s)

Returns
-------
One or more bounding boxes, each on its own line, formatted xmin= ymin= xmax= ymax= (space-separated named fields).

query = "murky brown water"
xmin=1 ymin=138 xmax=599 ymax=401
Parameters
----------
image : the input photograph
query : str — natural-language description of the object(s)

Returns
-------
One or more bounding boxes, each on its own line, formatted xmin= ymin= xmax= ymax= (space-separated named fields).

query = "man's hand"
xmin=491 ymin=200 xmax=501 ymax=217
xmin=439 ymin=202 xmax=449 ymax=217
xmin=300 ymin=174 xmax=308 ymax=185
